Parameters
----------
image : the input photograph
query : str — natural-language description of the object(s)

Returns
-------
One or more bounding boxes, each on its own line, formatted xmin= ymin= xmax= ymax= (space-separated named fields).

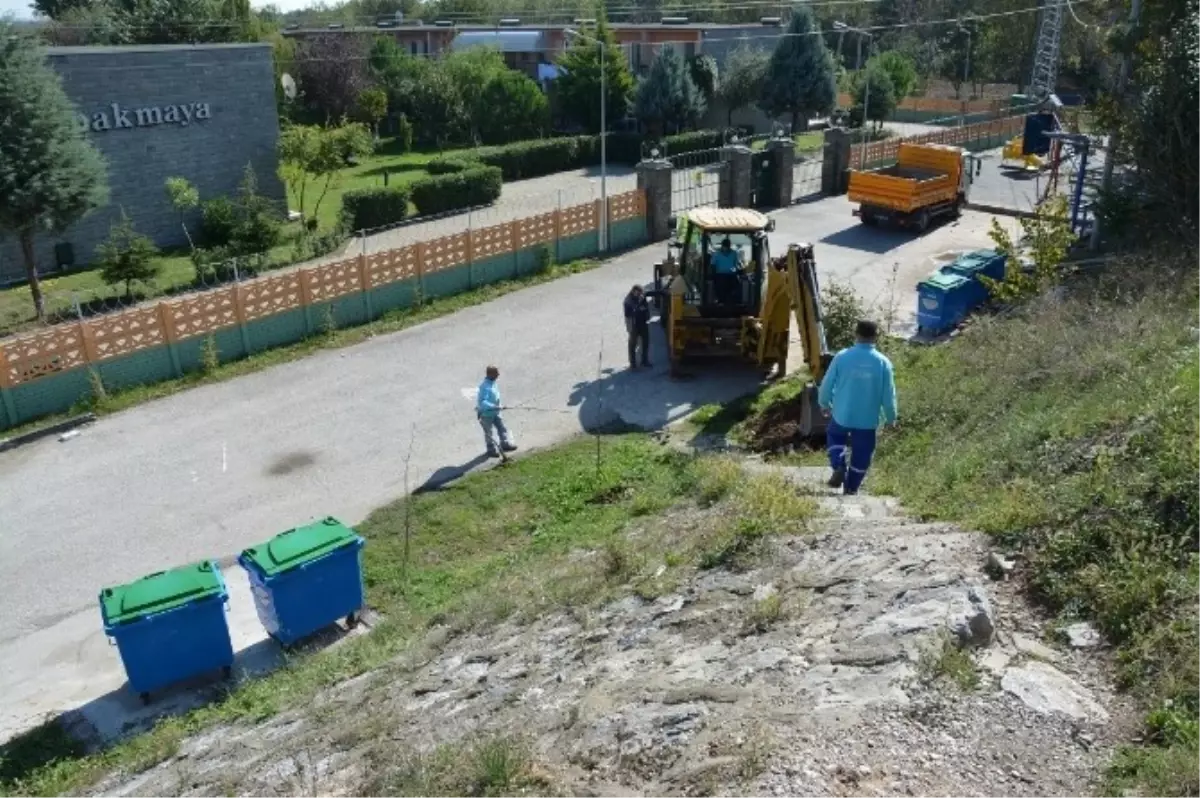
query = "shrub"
xmin=425 ymin=156 xmax=475 ymax=175
xmin=473 ymin=136 xmax=593 ymax=180
xmin=232 ymin=208 xmax=281 ymax=255
xmin=341 ymin=185 xmax=413 ymax=231
xmin=410 ymin=166 xmax=502 ymax=215
xmin=200 ymin=197 xmax=237 ymax=247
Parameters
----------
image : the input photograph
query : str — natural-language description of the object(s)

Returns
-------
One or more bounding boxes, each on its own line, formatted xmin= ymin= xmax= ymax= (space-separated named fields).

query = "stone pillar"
xmin=719 ymin=145 xmax=753 ymax=208
xmin=766 ymin=137 xmax=795 ymax=208
xmin=637 ymin=159 xmax=674 ymax=243
xmin=822 ymin=128 xmax=852 ymax=196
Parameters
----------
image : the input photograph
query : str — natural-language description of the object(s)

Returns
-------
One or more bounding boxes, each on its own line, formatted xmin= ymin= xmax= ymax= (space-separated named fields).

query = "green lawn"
xmin=291 ymin=143 xmax=437 ymax=233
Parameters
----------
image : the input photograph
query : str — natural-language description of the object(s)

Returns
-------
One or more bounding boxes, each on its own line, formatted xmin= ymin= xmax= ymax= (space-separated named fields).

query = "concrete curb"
xmin=0 ymin=413 xmax=96 ymax=454
xmin=967 ymin=202 xmax=1038 ymax=220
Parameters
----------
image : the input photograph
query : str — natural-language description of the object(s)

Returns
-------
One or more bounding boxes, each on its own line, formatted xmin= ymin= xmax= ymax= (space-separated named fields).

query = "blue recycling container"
xmin=100 ymin=561 xmax=234 ymax=703
xmin=917 ymin=271 xmax=971 ymax=336
xmin=944 ymin=249 xmax=1008 ymax=310
xmin=238 ymin=517 xmax=366 ymax=646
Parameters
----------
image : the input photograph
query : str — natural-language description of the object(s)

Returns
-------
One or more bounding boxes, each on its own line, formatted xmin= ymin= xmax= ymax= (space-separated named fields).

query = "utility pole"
xmin=1091 ymin=0 xmax=1142 ymax=250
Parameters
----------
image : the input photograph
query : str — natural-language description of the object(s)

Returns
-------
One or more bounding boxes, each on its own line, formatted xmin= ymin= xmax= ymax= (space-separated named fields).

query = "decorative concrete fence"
xmin=0 ymin=190 xmax=647 ymax=431
xmin=848 ymin=115 xmax=1028 ymax=172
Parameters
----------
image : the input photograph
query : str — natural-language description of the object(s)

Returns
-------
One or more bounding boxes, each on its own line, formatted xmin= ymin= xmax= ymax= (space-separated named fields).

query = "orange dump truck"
xmin=847 ymin=143 xmax=982 ymax=233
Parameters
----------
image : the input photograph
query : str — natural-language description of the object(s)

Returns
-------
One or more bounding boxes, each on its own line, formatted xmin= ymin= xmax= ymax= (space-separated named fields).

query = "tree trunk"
xmin=19 ymin=229 xmax=46 ymax=322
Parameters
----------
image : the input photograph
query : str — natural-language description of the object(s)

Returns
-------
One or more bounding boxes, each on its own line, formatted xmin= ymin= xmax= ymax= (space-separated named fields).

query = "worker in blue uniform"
xmin=477 ymin=365 xmax=517 ymax=459
xmin=710 ymin=237 xmax=742 ymax=305
xmin=817 ymin=320 xmax=898 ymax=495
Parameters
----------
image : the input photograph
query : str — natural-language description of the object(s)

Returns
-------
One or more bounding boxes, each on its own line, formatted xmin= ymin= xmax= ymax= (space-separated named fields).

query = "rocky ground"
xmin=87 ymin=455 xmax=1132 ymax=797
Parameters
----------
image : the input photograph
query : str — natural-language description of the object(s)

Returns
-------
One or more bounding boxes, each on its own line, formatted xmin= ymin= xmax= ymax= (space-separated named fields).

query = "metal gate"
xmin=792 ymin=155 xmax=823 ymax=203
xmin=670 ymin=147 xmax=726 ymax=216
xmin=750 ymin=150 xmax=773 ymax=208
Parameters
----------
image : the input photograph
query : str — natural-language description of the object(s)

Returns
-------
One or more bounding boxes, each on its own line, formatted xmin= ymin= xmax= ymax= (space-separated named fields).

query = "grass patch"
xmin=0 ymin=437 xmax=817 ymax=796
xmin=696 ymin=469 xmax=817 ymax=571
xmin=687 ymin=374 xmax=809 ymax=442
xmin=743 ymin=592 xmax=786 ymax=634
xmin=863 ymin=258 xmax=1198 ymax=793
xmin=1 ymin=258 xmax=599 ymax=441
xmin=917 ymin=635 xmax=981 ymax=691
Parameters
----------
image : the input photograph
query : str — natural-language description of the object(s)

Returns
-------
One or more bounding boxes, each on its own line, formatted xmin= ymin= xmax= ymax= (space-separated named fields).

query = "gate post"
xmin=719 ymin=145 xmax=752 ymax=208
xmin=822 ymin=128 xmax=852 ymax=195
xmin=766 ymin=136 xmax=795 ymax=206
xmin=636 ymin=158 xmax=674 ymax=243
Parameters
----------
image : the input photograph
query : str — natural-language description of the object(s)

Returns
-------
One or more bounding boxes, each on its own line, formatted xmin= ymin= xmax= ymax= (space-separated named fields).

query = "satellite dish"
xmin=280 ymin=73 xmax=297 ymax=101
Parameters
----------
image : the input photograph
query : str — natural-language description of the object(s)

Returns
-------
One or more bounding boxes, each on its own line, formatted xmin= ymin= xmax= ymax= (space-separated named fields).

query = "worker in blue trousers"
xmin=477 ymin=365 xmax=517 ymax=459
xmin=817 ymin=320 xmax=898 ymax=495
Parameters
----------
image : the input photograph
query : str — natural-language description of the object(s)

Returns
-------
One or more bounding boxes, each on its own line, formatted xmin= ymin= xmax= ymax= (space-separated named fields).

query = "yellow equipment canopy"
xmin=683 ymin=207 xmax=771 ymax=232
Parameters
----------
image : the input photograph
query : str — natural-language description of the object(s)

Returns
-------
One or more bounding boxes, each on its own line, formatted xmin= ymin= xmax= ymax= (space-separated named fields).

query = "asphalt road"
xmin=0 ymin=192 xmax=1018 ymax=742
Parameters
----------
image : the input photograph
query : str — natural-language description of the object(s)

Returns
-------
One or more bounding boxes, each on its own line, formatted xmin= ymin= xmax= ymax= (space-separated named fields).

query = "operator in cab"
xmin=710 ymin=237 xmax=742 ymax=305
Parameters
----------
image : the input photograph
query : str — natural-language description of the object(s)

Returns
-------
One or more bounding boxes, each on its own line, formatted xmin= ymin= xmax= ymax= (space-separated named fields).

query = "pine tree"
xmin=759 ymin=6 xmax=838 ymax=132
xmin=0 ymin=26 xmax=109 ymax=320
xmin=555 ymin=8 xmax=634 ymax=134
xmin=634 ymin=46 xmax=706 ymax=137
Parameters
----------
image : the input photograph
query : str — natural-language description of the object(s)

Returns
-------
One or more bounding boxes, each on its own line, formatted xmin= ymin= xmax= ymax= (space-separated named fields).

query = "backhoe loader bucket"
xmin=797 ymin=383 xmax=827 ymax=442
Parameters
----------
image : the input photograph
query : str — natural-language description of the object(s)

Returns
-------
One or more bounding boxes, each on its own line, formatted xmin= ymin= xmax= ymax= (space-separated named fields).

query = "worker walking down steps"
xmin=818 ymin=320 xmax=898 ymax=496
xmin=477 ymin=365 xmax=517 ymax=459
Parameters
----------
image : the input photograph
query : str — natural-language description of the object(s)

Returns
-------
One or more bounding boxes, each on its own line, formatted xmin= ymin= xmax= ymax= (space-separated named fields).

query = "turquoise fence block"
xmin=96 ymin=348 xmax=175 ymax=392
xmin=245 ymin=308 xmax=307 ymax=353
xmin=559 ymin=232 xmax=600 ymax=263
xmin=8 ymin=367 xmax=93 ymax=425
xmin=473 ymin=254 xmax=517 ymax=287
xmin=326 ymin=296 xmax=367 ymax=329
xmin=175 ymin=327 xmax=246 ymax=373
xmin=610 ymin=218 xmax=648 ymax=251
xmin=371 ymin=279 xmax=418 ymax=316
xmin=515 ymin=246 xmax=544 ymax=276
xmin=424 ymin=264 xmax=471 ymax=299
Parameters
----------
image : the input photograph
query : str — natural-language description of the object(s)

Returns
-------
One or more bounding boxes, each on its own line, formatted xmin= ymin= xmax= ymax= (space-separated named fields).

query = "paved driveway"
xmin=0 ymin=195 xmax=1016 ymax=742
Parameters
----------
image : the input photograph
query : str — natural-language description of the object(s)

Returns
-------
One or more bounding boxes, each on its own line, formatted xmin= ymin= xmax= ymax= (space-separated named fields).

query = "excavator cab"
xmin=651 ymin=207 xmax=833 ymax=440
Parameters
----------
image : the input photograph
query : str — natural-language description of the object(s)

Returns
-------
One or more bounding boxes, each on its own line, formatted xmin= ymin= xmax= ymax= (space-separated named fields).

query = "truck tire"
xmin=912 ymin=210 xmax=931 ymax=234
xmin=860 ymin=210 xmax=878 ymax=226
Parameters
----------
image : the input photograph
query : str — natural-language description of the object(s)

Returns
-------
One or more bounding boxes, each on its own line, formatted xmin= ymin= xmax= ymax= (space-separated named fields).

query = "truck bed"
xmin=847 ymin=143 xmax=964 ymax=214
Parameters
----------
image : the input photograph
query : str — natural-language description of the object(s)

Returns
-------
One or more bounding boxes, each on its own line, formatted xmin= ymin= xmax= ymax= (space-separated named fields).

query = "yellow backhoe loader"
xmin=651 ymin=207 xmax=833 ymax=438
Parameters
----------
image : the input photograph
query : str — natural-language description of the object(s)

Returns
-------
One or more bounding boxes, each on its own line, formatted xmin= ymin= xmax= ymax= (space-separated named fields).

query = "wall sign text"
xmin=77 ymin=102 xmax=213 ymax=133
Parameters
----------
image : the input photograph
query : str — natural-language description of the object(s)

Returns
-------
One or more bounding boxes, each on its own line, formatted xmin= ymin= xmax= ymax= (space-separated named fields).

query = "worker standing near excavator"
xmin=817 ymin=321 xmax=898 ymax=495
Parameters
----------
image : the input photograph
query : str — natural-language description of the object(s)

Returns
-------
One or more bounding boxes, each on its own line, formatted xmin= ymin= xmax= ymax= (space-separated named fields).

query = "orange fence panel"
xmin=162 ymin=287 xmax=239 ymax=342
xmin=306 ymin=258 xmax=363 ymax=304
xmin=513 ymin=210 xmax=558 ymax=249
xmin=422 ymin=231 xmax=470 ymax=274
xmin=239 ymin=272 xmax=304 ymax=322
xmin=560 ymin=200 xmax=599 ymax=238
xmin=366 ymin=245 xmax=421 ymax=287
xmin=1 ymin=324 xmax=88 ymax=386
xmin=471 ymin=222 xmax=515 ymax=261
xmin=88 ymin=306 xmax=167 ymax=362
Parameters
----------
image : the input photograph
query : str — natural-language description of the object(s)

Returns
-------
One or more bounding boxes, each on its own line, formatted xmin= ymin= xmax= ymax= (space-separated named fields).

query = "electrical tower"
xmin=1029 ymin=0 xmax=1064 ymax=99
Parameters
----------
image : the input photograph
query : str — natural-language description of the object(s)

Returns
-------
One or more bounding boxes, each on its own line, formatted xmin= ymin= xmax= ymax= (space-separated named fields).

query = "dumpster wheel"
xmin=222 ymin=665 xmax=233 ymax=679
xmin=345 ymin=611 xmax=361 ymax=629
xmin=139 ymin=692 xmax=151 ymax=706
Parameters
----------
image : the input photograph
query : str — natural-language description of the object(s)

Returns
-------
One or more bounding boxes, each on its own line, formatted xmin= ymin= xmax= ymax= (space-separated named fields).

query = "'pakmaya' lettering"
xmin=77 ymin=102 xmax=213 ymax=133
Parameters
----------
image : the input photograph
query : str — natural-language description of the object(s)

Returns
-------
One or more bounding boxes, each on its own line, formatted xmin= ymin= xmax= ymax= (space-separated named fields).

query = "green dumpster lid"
xmin=241 ymin=516 xmax=359 ymax=578
xmin=921 ymin=271 xmax=968 ymax=291
xmin=100 ymin=561 xmax=224 ymax=626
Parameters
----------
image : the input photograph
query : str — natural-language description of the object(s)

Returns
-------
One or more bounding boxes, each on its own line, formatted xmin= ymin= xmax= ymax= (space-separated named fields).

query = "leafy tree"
xmin=442 ymin=47 xmax=507 ymax=144
xmin=554 ymin=12 xmax=634 ymax=133
xmin=867 ymin=50 xmax=917 ymax=103
xmin=164 ymin=177 xmax=199 ymax=251
xmin=0 ymin=27 xmax=108 ymax=321
xmin=983 ymin=195 xmax=1073 ymax=302
xmin=43 ymin=0 xmax=131 ymax=46
xmin=278 ymin=122 xmax=374 ymax=227
xmin=231 ymin=164 xmax=282 ymax=254
xmin=759 ymin=6 xmax=837 ymax=132
xmin=96 ymin=210 xmax=160 ymax=300
xmin=478 ymin=69 xmax=550 ymax=145
xmin=407 ymin=68 xmax=468 ymax=149
xmin=852 ymin=62 xmax=897 ymax=129
xmin=634 ymin=45 xmax=705 ymax=137
xmin=718 ymin=42 xmax=769 ymax=127
xmin=935 ymin=25 xmax=973 ymax=99
xmin=294 ymin=34 xmax=372 ymax=122
xmin=688 ymin=53 xmax=719 ymax=105
xmin=356 ymin=87 xmax=389 ymax=140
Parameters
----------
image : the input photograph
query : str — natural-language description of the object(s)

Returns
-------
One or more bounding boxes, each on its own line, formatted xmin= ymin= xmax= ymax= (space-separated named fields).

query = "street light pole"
xmin=566 ymin=27 xmax=608 ymax=252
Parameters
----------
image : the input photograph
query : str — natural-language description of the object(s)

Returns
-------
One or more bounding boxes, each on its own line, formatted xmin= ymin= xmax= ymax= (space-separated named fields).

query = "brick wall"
xmin=0 ymin=43 xmax=285 ymax=284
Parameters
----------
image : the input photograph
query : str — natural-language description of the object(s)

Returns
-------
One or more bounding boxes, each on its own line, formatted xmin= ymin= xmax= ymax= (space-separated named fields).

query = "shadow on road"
xmin=566 ymin=320 xmax=768 ymax=435
xmin=819 ymin=224 xmax=913 ymax=254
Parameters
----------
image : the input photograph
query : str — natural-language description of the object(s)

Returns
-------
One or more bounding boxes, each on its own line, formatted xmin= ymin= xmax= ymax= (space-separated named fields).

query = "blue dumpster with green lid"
xmin=944 ymin=249 xmax=1008 ymax=308
xmin=99 ymin=560 xmax=234 ymax=704
xmin=239 ymin=517 xmax=366 ymax=646
xmin=917 ymin=270 xmax=971 ymax=336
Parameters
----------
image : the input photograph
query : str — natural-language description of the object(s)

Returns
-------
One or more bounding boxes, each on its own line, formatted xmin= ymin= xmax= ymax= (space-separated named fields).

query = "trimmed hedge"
xmin=341 ymin=186 xmax=412 ymax=231
xmin=410 ymin=166 xmax=503 ymax=215
xmin=429 ymin=130 xmax=728 ymax=185
xmin=425 ymin=156 xmax=476 ymax=175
